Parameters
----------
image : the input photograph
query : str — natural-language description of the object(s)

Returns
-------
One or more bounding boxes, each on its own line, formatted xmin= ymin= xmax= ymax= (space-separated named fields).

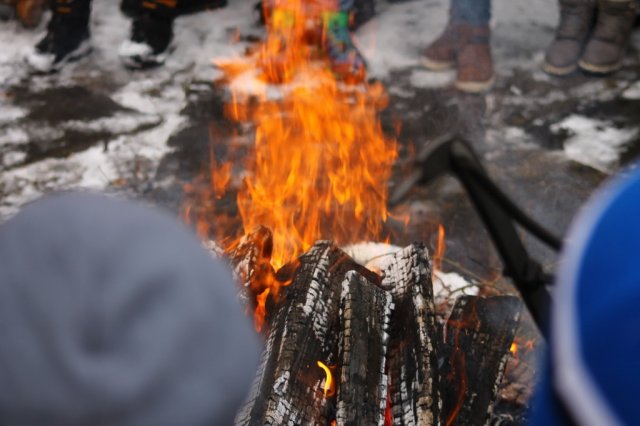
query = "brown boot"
xmin=423 ymin=21 xmax=457 ymax=71
xmin=579 ymin=0 xmax=638 ymax=74
xmin=543 ymin=0 xmax=596 ymax=76
xmin=455 ymin=24 xmax=494 ymax=93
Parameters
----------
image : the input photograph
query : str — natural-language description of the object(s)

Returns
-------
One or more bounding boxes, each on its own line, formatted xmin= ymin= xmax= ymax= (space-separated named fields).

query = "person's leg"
xmin=24 ymin=0 xmax=92 ymax=73
xmin=543 ymin=0 xmax=596 ymax=76
xmin=451 ymin=0 xmax=494 ymax=92
xmin=423 ymin=0 xmax=493 ymax=93
xmin=322 ymin=0 xmax=366 ymax=83
xmin=423 ymin=7 xmax=458 ymax=71
xmin=118 ymin=0 xmax=178 ymax=69
xmin=579 ymin=0 xmax=638 ymax=73
xmin=450 ymin=0 xmax=491 ymax=25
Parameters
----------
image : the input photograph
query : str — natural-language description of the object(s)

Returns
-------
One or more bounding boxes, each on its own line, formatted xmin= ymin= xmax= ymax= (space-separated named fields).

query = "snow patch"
xmin=622 ymin=81 xmax=640 ymax=100
xmin=0 ymin=104 xmax=27 ymax=125
xmin=342 ymin=241 xmax=402 ymax=272
xmin=432 ymin=270 xmax=478 ymax=305
xmin=0 ymin=127 xmax=29 ymax=147
xmin=2 ymin=151 xmax=26 ymax=168
xmin=552 ymin=115 xmax=638 ymax=173
xmin=409 ymin=69 xmax=455 ymax=89
xmin=63 ymin=113 xmax=161 ymax=134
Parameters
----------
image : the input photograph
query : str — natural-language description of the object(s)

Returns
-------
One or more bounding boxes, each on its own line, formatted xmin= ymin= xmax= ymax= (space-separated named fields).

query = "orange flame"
xmin=317 ymin=361 xmax=335 ymax=397
xmin=509 ymin=342 xmax=518 ymax=356
xmin=509 ymin=338 xmax=536 ymax=359
xmin=434 ymin=224 xmax=446 ymax=273
xmin=254 ymin=289 xmax=271 ymax=332
xmin=207 ymin=2 xmax=397 ymax=268
xmin=184 ymin=0 xmax=398 ymax=330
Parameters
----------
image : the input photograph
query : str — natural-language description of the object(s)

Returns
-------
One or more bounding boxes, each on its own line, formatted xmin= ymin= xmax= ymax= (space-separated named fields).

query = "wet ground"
xmin=1 ymin=0 xmax=640 ymax=417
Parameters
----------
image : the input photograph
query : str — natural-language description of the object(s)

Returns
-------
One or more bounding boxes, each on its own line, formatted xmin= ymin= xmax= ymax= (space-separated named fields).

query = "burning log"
xmin=229 ymin=236 xmax=524 ymax=426
xmin=440 ymin=296 xmax=522 ymax=426
xmin=226 ymin=226 xmax=276 ymax=300
xmin=234 ymin=242 xmax=387 ymax=425
xmin=381 ymin=244 xmax=443 ymax=426
xmin=337 ymin=271 xmax=393 ymax=425
xmin=234 ymin=243 xmax=338 ymax=424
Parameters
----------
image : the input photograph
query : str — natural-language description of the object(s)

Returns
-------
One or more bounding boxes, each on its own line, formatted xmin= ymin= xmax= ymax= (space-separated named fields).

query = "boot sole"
xmin=119 ymin=40 xmax=172 ymax=70
xmin=422 ymin=57 xmax=455 ymax=71
xmin=455 ymin=75 xmax=495 ymax=93
xmin=542 ymin=61 xmax=578 ymax=76
xmin=578 ymin=59 xmax=621 ymax=75
xmin=26 ymin=39 xmax=92 ymax=73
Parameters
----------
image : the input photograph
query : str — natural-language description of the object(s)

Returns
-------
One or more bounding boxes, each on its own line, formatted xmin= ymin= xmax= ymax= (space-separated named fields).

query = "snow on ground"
xmin=623 ymin=81 xmax=640 ymax=100
xmin=0 ymin=0 xmax=257 ymax=220
xmin=552 ymin=115 xmax=639 ymax=173
xmin=0 ymin=0 xmax=638 ymax=223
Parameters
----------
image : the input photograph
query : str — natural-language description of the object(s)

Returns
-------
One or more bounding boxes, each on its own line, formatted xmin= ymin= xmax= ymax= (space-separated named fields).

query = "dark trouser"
xmin=451 ymin=0 xmax=491 ymax=25
xmin=51 ymin=0 xmax=179 ymax=21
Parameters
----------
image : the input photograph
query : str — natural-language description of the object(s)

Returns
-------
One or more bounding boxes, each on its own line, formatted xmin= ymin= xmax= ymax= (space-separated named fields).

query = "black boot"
xmin=25 ymin=2 xmax=91 ymax=73
xmin=119 ymin=12 xmax=174 ymax=69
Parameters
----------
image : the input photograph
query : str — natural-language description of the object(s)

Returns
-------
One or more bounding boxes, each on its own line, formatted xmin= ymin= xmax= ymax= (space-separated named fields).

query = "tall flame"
xmin=208 ymin=0 xmax=398 ymax=270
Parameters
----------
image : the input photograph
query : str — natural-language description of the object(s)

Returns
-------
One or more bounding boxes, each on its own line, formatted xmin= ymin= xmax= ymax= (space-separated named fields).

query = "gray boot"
xmin=543 ymin=0 xmax=596 ymax=76
xmin=579 ymin=0 xmax=638 ymax=74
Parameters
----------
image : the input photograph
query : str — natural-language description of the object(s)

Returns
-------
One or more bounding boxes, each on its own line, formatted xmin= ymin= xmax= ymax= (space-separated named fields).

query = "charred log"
xmin=336 ymin=271 xmax=393 ymax=426
xmin=381 ymin=244 xmax=442 ymax=426
xmin=440 ymin=296 xmax=522 ymax=426
xmin=226 ymin=226 xmax=277 ymax=308
xmin=235 ymin=242 xmax=389 ymax=425
xmin=230 ymin=235 xmax=526 ymax=426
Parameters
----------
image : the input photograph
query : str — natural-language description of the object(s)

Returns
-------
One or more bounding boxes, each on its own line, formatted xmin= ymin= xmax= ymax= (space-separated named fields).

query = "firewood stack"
xmin=223 ymin=228 xmax=522 ymax=426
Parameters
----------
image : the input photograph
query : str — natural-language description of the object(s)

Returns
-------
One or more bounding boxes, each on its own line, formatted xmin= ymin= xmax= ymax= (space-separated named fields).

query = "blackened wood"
xmin=440 ymin=296 xmax=522 ymax=426
xmin=381 ymin=243 xmax=442 ymax=426
xmin=226 ymin=226 xmax=275 ymax=295
xmin=337 ymin=271 xmax=393 ymax=426
xmin=235 ymin=242 xmax=386 ymax=425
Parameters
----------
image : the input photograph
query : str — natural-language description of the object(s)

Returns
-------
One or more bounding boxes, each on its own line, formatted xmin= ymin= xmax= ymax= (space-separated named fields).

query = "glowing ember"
xmin=384 ymin=379 xmax=393 ymax=426
xmin=317 ymin=361 xmax=335 ymax=397
xmin=509 ymin=342 xmax=518 ymax=356
xmin=509 ymin=338 xmax=536 ymax=359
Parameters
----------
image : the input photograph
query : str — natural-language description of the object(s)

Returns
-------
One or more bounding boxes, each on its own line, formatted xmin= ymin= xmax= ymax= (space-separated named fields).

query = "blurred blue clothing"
xmin=452 ymin=0 xmax=491 ymax=25
xmin=531 ymin=166 xmax=640 ymax=426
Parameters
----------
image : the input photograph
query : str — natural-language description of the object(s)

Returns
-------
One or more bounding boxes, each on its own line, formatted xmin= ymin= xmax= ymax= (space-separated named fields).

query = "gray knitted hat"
xmin=0 ymin=193 xmax=260 ymax=425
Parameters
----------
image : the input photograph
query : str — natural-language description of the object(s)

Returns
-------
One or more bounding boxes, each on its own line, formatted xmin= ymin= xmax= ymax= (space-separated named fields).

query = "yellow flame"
xmin=317 ymin=361 xmax=334 ymax=397
xmin=510 ymin=342 xmax=518 ymax=356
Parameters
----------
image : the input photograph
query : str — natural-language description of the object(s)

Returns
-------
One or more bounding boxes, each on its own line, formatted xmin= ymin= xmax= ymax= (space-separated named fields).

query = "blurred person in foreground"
xmin=421 ymin=0 xmax=494 ymax=93
xmin=24 ymin=0 xmax=225 ymax=73
xmin=531 ymin=166 xmax=640 ymax=425
xmin=543 ymin=0 xmax=638 ymax=76
xmin=0 ymin=192 xmax=260 ymax=425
